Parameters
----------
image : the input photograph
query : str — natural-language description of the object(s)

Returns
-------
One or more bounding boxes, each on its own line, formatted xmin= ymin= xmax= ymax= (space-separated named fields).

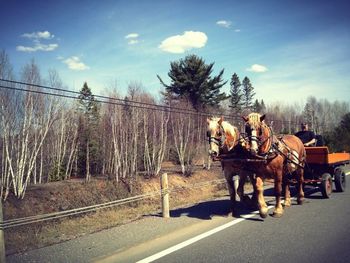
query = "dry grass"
xmin=4 ymin=164 xmax=233 ymax=255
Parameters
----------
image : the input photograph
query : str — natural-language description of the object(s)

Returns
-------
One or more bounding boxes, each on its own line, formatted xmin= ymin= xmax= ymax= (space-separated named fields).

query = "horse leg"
xmin=237 ymin=170 xmax=250 ymax=203
xmin=250 ymin=174 xmax=258 ymax=208
xmin=255 ymin=176 xmax=268 ymax=218
xmin=273 ymin=172 xmax=284 ymax=217
xmin=224 ymin=168 xmax=238 ymax=216
xmin=296 ymin=168 xmax=305 ymax=205
xmin=283 ymin=177 xmax=291 ymax=207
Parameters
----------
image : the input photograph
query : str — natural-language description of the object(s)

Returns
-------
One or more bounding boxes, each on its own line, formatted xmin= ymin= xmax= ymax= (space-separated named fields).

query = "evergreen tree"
xmin=242 ymin=77 xmax=255 ymax=110
xmin=77 ymin=82 xmax=101 ymax=179
xmin=328 ymin=112 xmax=350 ymax=152
xmin=228 ymin=73 xmax=243 ymax=115
xmin=78 ymin=82 xmax=99 ymax=123
xmin=303 ymin=102 xmax=314 ymax=128
xmin=260 ymin=99 xmax=266 ymax=113
xmin=253 ymin=99 xmax=266 ymax=113
xmin=158 ymin=54 xmax=228 ymax=110
xmin=253 ymin=99 xmax=261 ymax=112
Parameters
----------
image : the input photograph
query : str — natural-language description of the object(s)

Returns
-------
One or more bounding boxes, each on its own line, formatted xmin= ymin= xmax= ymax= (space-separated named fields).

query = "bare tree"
xmin=169 ymin=100 xmax=198 ymax=175
xmin=0 ymin=49 xmax=15 ymax=199
xmin=1 ymin=60 xmax=58 ymax=199
xmin=142 ymin=96 xmax=170 ymax=177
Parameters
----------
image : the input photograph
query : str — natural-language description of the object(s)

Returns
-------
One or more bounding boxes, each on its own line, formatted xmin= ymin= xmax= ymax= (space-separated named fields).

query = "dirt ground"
xmin=3 ymin=162 xmax=232 ymax=255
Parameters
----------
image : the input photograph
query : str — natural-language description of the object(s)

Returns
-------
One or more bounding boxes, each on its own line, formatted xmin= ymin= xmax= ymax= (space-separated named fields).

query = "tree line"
xmin=0 ymin=50 xmax=349 ymax=200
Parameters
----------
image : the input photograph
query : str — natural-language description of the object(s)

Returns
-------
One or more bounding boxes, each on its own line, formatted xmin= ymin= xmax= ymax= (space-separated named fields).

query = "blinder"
xmin=207 ymin=125 xmax=225 ymax=147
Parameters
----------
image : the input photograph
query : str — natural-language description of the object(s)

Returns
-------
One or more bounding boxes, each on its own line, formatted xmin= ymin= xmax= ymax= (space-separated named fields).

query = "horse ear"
xmin=206 ymin=118 xmax=211 ymax=124
xmin=218 ymin=116 xmax=224 ymax=125
xmin=260 ymin=114 xmax=266 ymax=122
xmin=242 ymin=116 xmax=248 ymax=122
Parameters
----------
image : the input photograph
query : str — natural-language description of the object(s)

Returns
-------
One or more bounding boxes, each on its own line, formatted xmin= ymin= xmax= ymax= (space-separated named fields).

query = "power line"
xmin=0 ymin=78 xmax=228 ymax=119
xmin=0 ymin=84 xmax=213 ymax=118
xmin=0 ymin=79 xmax=328 ymax=127
xmin=0 ymin=79 xmax=245 ymax=121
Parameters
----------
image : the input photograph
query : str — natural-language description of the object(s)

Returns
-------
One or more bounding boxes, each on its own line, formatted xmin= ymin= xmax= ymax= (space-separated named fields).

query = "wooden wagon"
xmin=304 ymin=146 xmax=350 ymax=198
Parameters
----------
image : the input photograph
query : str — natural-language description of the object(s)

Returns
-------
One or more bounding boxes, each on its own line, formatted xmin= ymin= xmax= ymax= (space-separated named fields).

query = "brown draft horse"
xmin=242 ymin=113 xmax=306 ymax=218
xmin=207 ymin=117 xmax=255 ymax=215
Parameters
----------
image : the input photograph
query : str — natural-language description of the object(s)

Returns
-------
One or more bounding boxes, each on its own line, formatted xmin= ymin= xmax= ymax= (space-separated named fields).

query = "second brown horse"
xmin=242 ymin=113 xmax=306 ymax=218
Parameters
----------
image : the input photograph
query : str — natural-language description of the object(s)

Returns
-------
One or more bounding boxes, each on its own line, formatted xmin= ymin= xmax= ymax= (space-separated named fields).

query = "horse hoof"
xmin=284 ymin=200 xmax=291 ymax=207
xmin=259 ymin=212 xmax=267 ymax=218
xmin=259 ymin=206 xmax=269 ymax=218
xmin=272 ymin=212 xmax=283 ymax=218
xmin=297 ymin=199 xmax=304 ymax=205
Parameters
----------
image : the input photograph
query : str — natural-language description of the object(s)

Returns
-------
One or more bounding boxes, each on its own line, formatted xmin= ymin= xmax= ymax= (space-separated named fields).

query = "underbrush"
xmin=3 ymin=165 xmax=229 ymax=255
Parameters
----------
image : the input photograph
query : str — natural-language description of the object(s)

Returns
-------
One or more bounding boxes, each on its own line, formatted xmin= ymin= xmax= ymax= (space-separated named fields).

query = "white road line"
xmin=136 ymin=205 xmax=274 ymax=263
xmin=137 ymin=187 xmax=318 ymax=263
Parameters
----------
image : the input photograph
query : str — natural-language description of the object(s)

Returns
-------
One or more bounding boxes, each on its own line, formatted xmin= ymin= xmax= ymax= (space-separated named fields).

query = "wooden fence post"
xmin=0 ymin=199 xmax=6 ymax=263
xmin=161 ymin=173 xmax=170 ymax=218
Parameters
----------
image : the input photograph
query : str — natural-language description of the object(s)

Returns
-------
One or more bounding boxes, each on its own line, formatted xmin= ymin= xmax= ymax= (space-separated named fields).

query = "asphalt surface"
xmin=155 ymin=187 xmax=350 ymax=263
xmin=7 ymin=178 xmax=350 ymax=263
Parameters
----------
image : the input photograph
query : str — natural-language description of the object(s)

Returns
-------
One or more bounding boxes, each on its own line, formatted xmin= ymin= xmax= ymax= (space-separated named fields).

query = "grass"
xmin=5 ymin=166 xmax=231 ymax=255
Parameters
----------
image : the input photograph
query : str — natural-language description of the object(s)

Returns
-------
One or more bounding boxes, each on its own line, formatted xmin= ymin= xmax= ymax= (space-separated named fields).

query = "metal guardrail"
xmin=0 ymin=175 xmax=226 ymax=261
xmin=0 ymin=177 xmax=226 ymax=230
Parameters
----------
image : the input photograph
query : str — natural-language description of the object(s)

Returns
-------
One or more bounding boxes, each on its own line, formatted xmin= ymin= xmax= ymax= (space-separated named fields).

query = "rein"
xmin=246 ymin=123 xmax=275 ymax=159
xmin=207 ymin=123 xmax=242 ymax=152
xmin=207 ymin=123 xmax=225 ymax=150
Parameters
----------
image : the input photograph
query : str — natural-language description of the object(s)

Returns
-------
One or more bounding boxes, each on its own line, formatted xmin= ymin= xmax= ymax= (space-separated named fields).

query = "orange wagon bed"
xmin=305 ymin=146 xmax=350 ymax=165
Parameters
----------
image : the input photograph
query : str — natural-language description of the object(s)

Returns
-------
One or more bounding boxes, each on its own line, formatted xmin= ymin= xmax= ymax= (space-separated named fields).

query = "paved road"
xmin=7 ymin=181 xmax=350 ymax=263
xmin=152 ymin=187 xmax=350 ymax=263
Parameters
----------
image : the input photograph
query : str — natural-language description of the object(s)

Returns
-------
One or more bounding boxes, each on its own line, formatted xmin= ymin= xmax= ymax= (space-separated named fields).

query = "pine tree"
xmin=158 ymin=54 xmax=228 ymax=110
xmin=303 ymin=102 xmax=314 ymax=127
xmin=329 ymin=113 xmax=350 ymax=152
xmin=260 ymin=99 xmax=266 ymax=113
xmin=242 ymin=77 xmax=255 ymax=110
xmin=229 ymin=73 xmax=243 ymax=116
xmin=77 ymin=82 xmax=101 ymax=180
xmin=253 ymin=99 xmax=261 ymax=112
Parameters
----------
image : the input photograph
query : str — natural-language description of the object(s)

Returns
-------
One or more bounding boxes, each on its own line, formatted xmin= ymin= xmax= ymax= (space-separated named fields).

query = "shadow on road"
xmin=158 ymin=185 xmax=324 ymax=221
xmin=168 ymin=197 xmax=263 ymax=221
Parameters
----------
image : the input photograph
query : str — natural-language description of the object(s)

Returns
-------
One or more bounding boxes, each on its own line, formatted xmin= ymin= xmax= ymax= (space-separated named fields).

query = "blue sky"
xmin=1 ymin=0 xmax=350 ymax=104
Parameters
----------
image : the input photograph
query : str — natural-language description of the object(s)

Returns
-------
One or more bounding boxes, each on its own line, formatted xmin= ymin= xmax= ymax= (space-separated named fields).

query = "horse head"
xmin=206 ymin=117 xmax=241 ymax=158
xmin=242 ymin=112 xmax=272 ymax=156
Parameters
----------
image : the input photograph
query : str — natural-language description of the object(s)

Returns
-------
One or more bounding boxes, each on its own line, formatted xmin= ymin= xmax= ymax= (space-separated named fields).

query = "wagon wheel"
xmin=334 ymin=167 xmax=346 ymax=192
xmin=320 ymin=173 xmax=333 ymax=198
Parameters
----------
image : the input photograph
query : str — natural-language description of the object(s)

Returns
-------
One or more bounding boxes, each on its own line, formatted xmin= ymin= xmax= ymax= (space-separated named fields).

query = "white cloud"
xmin=17 ymin=30 xmax=57 ymax=52
xmin=22 ymin=31 xmax=54 ymax=39
xmin=216 ymin=20 xmax=232 ymax=28
xmin=234 ymin=29 xmax=241 ymax=32
xmin=16 ymin=43 xmax=58 ymax=52
xmin=125 ymin=33 xmax=140 ymax=45
xmin=125 ymin=33 xmax=139 ymax=39
xmin=159 ymin=31 xmax=208 ymax=54
xmin=247 ymin=64 xmax=268 ymax=73
xmin=62 ymin=56 xmax=90 ymax=71
xmin=128 ymin=39 xmax=139 ymax=45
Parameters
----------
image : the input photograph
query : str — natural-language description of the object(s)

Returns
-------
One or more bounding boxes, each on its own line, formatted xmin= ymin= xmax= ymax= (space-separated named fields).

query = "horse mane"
xmin=207 ymin=117 xmax=241 ymax=151
xmin=221 ymin=121 xmax=239 ymax=151
xmin=247 ymin=112 xmax=264 ymax=129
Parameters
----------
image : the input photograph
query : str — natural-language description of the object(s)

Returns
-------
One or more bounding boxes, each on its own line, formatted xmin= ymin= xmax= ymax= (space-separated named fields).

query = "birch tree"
xmin=142 ymin=97 xmax=169 ymax=177
xmin=0 ymin=49 xmax=15 ymax=199
xmin=169 ymin=100 xmax=197 ymax=175
xmin=1 ymin=60 xmax=58 ymax=199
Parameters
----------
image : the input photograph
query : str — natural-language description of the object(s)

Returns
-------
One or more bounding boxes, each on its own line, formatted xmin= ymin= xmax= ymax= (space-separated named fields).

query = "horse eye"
xmin=217 ymin=131 xmax=222 ymax=136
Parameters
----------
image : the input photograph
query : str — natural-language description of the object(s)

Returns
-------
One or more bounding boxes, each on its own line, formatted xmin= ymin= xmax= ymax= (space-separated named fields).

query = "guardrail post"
xmin=161 ymin=173 xmax=170 ymax=218
xmin=0 ymin=199 xmax=6 ymax=263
